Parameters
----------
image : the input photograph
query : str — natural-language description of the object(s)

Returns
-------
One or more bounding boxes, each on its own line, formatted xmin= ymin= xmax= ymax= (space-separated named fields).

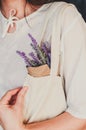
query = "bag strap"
xmin=39 ymin=3 xmax=62 ymax=76
xmin=40 ymin=2 xmax=67 ymax=77
xmin=50 ymin=14 xmax=61 ymax=76
xmin=39 ymin=2 xmax=63 ymax=42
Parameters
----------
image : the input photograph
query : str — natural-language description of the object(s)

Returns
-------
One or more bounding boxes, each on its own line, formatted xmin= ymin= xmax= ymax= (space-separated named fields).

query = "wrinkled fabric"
xmin=0 ymin=2 xmax=86 ymax=124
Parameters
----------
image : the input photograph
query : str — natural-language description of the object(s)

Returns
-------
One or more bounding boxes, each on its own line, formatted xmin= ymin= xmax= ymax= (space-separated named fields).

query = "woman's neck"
xmin=0 ymin=0 xmax=41 ymax=19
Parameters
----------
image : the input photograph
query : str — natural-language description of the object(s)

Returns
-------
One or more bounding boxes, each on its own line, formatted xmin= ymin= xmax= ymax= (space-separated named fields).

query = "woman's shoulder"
xmin=48 ymin=1 xmax=82 ymax=25
xmin=47 ymin=1 xmax=76 ymax=12
xmin=50 ymin=1 xmax=70 ymax=7
xmin=47 ymin=2 xmax=85 ymax=38
xmin=48 ymin=1 xmax=80 ymax=16
xmin=45 ymin=1 xmax=81 ymax=24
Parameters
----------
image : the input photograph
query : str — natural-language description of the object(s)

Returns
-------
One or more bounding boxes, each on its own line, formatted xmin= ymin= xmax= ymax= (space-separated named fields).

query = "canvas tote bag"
xmin=23 ymin=2 xmax=67 ymax=123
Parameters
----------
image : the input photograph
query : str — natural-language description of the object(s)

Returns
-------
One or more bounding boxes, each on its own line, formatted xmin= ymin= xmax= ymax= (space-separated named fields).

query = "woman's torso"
xmin=0 ymin=2 xmax=68 ymax=97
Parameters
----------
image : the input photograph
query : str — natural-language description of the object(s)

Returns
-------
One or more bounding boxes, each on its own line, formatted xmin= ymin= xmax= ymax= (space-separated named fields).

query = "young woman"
xmin=0 ymin=0 xmax=86 ymax=130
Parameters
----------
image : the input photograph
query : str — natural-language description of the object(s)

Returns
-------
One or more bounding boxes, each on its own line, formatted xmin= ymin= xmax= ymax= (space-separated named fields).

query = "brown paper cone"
xmin=27 ymin=64 xmax=50 ymax=77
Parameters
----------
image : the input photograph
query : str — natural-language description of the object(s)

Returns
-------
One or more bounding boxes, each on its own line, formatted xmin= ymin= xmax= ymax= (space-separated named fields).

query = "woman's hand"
xmin=0 ymin=87 xmax=28 ymax=130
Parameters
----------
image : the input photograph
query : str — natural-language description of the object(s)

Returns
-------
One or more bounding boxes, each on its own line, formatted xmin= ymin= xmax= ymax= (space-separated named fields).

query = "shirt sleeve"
xmin=61 ymin=4 xmax=86 ymax=119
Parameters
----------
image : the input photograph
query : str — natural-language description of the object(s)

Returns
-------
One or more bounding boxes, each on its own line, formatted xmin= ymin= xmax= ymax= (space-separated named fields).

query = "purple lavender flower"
xmin=28 ymin=33 xmax=37 ymax=46
xmin=41 ymin=41 xmax=51 ymax=53
xmin=30 ymin=43 xmax=46 ymax=64
xmin=28 ymin=34 xmax=47 ymax=64
xmin=16 ymin=51 xmax=31 ymax=67
xmin=41 ymin=42 xmax=51 ymax=67
xmin=16 ymin=34 xmax=51 ymax=68
xmin=45 ymin=42 xmax=51 ymax=53
xmin=29 ymin=52 xmax=42 ymax=65
xmin=47 ymin=54 xmax=51 ymax=67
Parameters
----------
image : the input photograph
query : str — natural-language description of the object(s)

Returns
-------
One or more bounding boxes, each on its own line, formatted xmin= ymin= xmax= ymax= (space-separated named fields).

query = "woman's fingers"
xmin=0 ymin=87 xmax=22 ymax=105
xmin=15 ymin=87 xmax=28 ymax=107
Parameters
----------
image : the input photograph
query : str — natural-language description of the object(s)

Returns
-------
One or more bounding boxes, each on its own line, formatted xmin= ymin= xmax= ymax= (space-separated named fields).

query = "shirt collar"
xmin=0 ymin=2 xmax=53 ymax=37
xmin=24 ymin=2 xmax=52 ymax=27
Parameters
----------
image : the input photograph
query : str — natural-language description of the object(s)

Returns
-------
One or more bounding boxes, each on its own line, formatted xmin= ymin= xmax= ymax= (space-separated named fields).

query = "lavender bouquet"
xmin=16 ymin=33 xmax=51 ymax=68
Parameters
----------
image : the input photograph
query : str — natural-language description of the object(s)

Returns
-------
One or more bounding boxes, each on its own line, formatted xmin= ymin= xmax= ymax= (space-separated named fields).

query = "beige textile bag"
xmin=23 ymin=3 xmax=67 ymax=123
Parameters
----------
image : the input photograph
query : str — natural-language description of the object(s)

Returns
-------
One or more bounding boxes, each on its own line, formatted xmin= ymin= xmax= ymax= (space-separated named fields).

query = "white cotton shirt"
xmin=0 ymin=1 xmax=86 ymax=120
